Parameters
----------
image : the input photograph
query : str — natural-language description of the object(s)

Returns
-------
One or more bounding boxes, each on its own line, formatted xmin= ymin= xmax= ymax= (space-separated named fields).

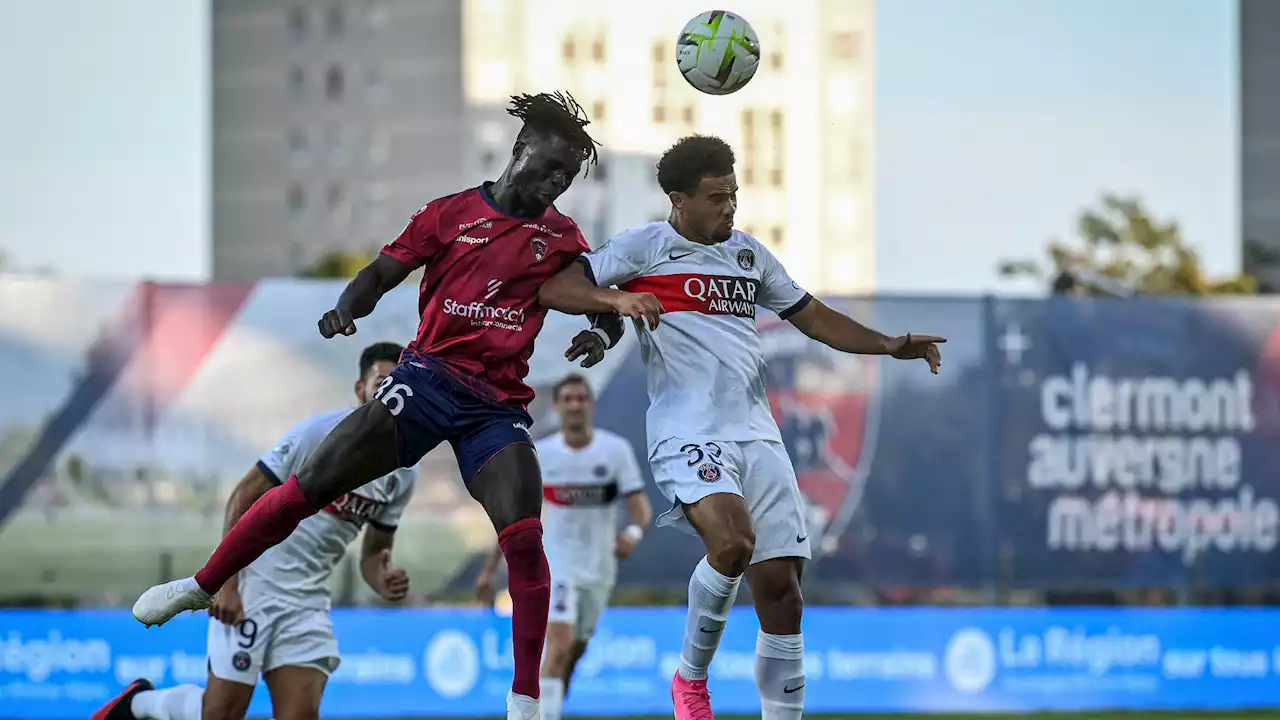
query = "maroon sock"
xmin=193 ymin=476 xmax=318 ymax=594
xmin=499 ymin=517 xmax=550 ymax=699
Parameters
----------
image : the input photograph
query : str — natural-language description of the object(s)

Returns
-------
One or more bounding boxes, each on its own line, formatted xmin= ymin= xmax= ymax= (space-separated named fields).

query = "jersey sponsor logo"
xmin=458 ymin=217 xmax=493 ymax=231
xmin=522 ymin=222 xmax=563 ymax=238
xmin=441 ymin=297 xmax=526 ymax=332
xmin=543 ymin=482 xmax=619 ymax=506
xmin=737 ymin=248 xmax=755 ymax=270
xmin=621 ymin=274 xmax=760 ymax=318
xmin=761 ymin=315 xmax=881 ymax=554
xmin=531 ymin=237 xmax=547 ymax=262
xmin=324 ymin=492 xmax=387 ymax=525
xmin=455 ymin=234 xmax=488 ymax=245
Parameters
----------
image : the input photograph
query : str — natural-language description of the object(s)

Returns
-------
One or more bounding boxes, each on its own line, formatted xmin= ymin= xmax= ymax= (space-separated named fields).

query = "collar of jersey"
xmin=479 ymin=181 xmax=546 ymax=220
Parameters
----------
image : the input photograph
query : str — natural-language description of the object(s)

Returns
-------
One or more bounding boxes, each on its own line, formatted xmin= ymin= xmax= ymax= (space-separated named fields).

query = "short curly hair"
xmin=359 ymin=342 xmax=403 ymax=379
xmin=656 ymin=134 xmax=736 ymax=195
xmin=507 ymin=91 xmax=600 ymax=170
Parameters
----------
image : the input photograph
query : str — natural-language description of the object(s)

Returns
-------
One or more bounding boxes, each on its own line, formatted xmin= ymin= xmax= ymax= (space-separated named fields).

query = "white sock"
xmin=755 ymin=632 xmax=805 ymax=720
xmin=677 ymin=556 xmax=742 ymax=681
xmin=539 ymin=677 xmax=564 ymax=720
xmin=129 ymin=685 xmax=204 ymax=720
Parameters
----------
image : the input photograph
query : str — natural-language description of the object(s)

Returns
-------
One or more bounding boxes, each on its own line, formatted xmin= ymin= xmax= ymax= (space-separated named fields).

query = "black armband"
xmin=588 ymin=311 xmax=625 ymax=349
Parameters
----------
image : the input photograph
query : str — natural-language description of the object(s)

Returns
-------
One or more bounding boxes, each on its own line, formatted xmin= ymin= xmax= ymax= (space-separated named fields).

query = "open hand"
xmin=887 ymin=334 xmax=946 ymax=374
xmin=318 ymin=308 xmax=357 ymax=338
xmin=373 ymin=549 xmax=410 ymax=602
xmin=565 ymin=330 xmax=607 ymax=368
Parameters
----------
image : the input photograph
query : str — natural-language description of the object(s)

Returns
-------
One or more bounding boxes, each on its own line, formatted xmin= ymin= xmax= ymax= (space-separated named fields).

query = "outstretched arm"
xmin=540 ymin=260 xmax=663 ymax=329
xmin=787 ymin=299 xmax=946 ymax=373
xmin=318 ymin=255 xmax=414 ymax=338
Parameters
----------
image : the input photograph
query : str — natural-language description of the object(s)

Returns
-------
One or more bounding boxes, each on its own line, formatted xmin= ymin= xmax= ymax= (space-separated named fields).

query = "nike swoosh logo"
xmin=698 ymin=626 xmax=722 ymax=635
xmin=669 ymin=251 xmax=695 ymax=261
xmin=796 ymin=535 xmax=808 ymax=543
xmin=783 ymin=684 xmax=804 ymax=694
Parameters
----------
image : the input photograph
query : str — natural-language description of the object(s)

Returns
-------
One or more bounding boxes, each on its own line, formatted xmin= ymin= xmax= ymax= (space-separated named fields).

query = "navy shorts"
xmin=375 ymin=357 xmax=534 ymax=483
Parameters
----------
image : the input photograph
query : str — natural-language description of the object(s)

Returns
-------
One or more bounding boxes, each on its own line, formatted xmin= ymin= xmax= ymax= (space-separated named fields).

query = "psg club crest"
xmin=737 ymin=248 xmax=755 ymax=271
xmin=531 ymin=237 xmax=547 ymax=262
xmin=761 ymin=316 xmax=880 ymax=553
xmin=697 ymin=462 xmax=722 ymax=483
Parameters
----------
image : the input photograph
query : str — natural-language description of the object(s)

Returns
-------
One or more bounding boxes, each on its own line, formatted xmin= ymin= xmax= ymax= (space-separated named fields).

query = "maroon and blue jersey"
xmin=380 ymin=183 xmax=589 ymax=409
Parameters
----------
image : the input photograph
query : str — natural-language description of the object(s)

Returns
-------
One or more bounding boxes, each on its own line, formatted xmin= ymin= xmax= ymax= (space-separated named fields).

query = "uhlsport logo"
xmin=760 ymin=314 xmax=881 ymax=551
xmin=943 ymin=628 xmax=997 ymax=694
xmin=423 ymin=630 xmax=480 ymax=699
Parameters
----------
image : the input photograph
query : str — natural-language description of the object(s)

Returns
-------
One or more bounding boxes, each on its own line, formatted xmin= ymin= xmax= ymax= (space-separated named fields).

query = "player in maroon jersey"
xmin=132 ymin=92 xmax=634 ymax=720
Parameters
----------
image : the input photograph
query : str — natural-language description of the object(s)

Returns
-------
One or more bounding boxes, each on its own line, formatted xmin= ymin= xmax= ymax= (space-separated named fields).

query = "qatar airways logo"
xmin=324 ymin=492 xmax=386 ymax=526
xmin=683 ymin=276 xmax=760 ymax=318
xmin=442 ymin=279 xmax=525 ymax=331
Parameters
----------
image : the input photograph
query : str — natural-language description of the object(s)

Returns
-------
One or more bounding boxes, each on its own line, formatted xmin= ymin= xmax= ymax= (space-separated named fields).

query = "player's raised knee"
xmin=706 ymin=529 xmax=755 ymax=577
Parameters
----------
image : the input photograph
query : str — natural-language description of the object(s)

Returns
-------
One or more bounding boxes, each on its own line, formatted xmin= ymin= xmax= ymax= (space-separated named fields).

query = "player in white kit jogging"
xmin=92 ymin=343 xmax=416 ymax=720
xmin=539 ymin=135 xmax=945 ymax=720
xmin=477 ymin=373 xmax=652 ymax=720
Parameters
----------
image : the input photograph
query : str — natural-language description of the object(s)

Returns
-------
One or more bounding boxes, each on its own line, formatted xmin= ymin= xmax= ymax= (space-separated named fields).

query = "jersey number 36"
xmin=374 ymin=376 xmax=414 ymax=416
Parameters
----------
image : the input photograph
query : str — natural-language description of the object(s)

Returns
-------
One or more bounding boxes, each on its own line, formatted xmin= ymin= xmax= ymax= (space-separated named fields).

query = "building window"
xmin=288 ymin=6 xmax=307 ymax=41
xmin=562 ymin=36 xmax=576 ymax=62
xmin=770 ymin=227 xmax=784 ymax=247
xmin=325 ymin=6 xmax=345 ymax=38
xmin=326 ymin=183 xmax=350 ymax=222
xmin=833 ymin=31 xmax=861 ymax=60
xmin=652 ymin=41 xmax=667 ymax=88
xmin=287 ymin=183 xmax=306 ymax=216
xmin=652 ymin=105 xmax=666 ymax=123
xmin=682 ymin=106 xmax=695 ymax=125
xmin=770 ymin=52 xmax=784 ymax=71
xmin=592 ymin=101 xmax=606 ymax=123
xmin=325 ymin=65 xmax=345 ymax=100
xmin=287 ymin=128 xmax=309 ymax=163
xmin=368 ymin=127 xmax=390 ymax=165
xmin=365 ymin=183 xmax=389 ymax=221
xmin=288 ymin=66 xmax=305 ymax=99
xmin=592 ymin=36 xmax=606 ymax=62
xmin=325 ymin=123 xmax=348 ymax=165
xmin=365 ymin=66 xmax=387 ymax=103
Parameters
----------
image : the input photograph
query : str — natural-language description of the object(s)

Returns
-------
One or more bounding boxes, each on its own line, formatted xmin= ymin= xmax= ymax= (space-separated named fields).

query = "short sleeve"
xmin=616 ymin=438 xmax=646 ymax=496
xmin=369 ymin=470 xmax=416 ymax=531
xmin=380 ymin=201 xmax=443 ymax=269
xmin=579 ymin=230 xmax=655 ymax=287
xmin=756 ymin=243 xmax=813 ymax=319
xmin=256 ymin=417 xmax=330 ymax=485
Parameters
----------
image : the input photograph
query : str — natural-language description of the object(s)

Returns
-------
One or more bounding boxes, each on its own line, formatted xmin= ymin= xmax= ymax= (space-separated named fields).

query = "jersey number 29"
xmin=374 ymin=376 xmax=414 ymax=416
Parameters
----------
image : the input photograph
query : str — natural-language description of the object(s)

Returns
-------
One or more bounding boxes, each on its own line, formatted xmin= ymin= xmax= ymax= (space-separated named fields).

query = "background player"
xmin=132 ymin=92 xmax=626 ymax=720
xmin=93 ymin=343 xmax=414 ymax=720
xmin=475 ymin=373 xmax=652 ymax=720
xmin=538 ymin=134 xmax=945 ymax=720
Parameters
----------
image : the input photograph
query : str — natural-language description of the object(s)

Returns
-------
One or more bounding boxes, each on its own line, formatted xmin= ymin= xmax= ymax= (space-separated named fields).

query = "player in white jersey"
xmin=539 ymin=135 xmax=945 ymax=720
xmin=476 ymin=374 xmax=652 ymax=720
xmin=91 ymin=343 xmax=416 ymax=720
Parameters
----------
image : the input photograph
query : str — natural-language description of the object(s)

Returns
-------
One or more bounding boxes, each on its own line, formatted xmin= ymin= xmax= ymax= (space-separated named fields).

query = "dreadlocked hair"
xmin=506 ymin=91 xmax=600 ymax=170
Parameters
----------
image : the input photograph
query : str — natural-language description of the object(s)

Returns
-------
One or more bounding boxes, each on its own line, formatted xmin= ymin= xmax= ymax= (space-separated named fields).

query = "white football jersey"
xmin=582 ymin=222 xmax=811 ymax=454
xmin=239 ymin=409 xmax=416 ymax=610
xmin=538 ymin=429 xmax=646 ymax=584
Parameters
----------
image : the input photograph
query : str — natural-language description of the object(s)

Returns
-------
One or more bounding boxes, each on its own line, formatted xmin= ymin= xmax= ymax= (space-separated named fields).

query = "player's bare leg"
xmin=264 ymin=665 xmax=328 ymax=720
xmin=469 ymin=443 xmax=549 ymax=720
xmin=562 ymin=639 xmax=589 ymax=698
xmin=746 ymin=558 xmax=806 ymax=720
xmin=133 ymin=401 xmax=402 ymax=626
xmin=670 ymin=493 xmax=756 ymax=720
xmin=199 ymin=675 xmax=254 ymax=720
xmin=539 ymin=621 xmax=576 ymax=720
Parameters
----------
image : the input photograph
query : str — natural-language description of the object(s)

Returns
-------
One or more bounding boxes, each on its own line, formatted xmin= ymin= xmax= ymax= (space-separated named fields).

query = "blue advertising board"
xmin=3 ymin=607 xmax=1280 ymax=718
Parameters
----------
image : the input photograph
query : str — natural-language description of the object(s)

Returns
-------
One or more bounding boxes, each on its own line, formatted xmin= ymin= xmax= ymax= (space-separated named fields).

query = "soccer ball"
xmin=676 ymin=10 xmax=761 ymax=96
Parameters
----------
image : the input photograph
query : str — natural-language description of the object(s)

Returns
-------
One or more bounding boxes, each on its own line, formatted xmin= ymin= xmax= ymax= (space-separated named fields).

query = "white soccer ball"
xmin=676 ymin=10 xmax=761 ymax=96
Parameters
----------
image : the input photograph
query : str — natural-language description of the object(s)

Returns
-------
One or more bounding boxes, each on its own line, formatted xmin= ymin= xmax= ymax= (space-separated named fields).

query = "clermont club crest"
xmin=760 ymin=314 xmax=881 ymax=553
xmin=531 ymin=237 xmax=547 ymax=262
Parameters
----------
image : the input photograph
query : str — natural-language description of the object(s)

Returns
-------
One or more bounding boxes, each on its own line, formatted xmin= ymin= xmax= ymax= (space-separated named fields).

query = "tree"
xmin=998 ymin=194 xmax=1257 ymax=296
xmin=297 ymin=250 xmax=377 ymax=279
